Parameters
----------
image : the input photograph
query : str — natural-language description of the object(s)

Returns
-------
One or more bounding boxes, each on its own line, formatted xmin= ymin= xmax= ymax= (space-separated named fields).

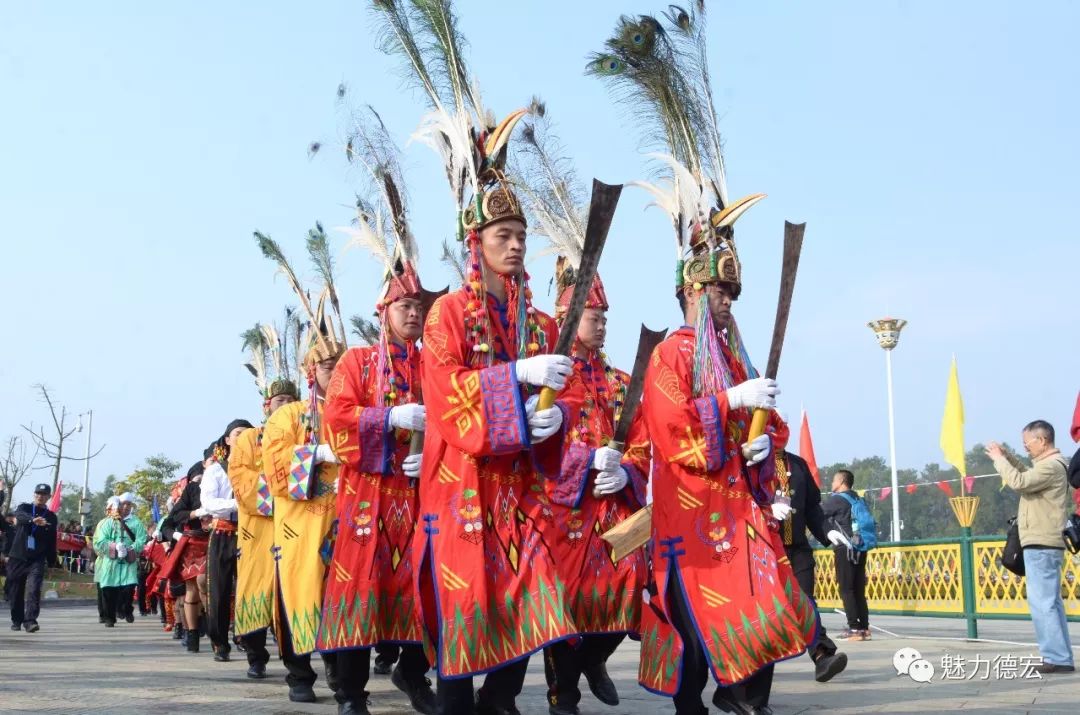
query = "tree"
xmin=21 ymin=384 xmax=105 ymax=491
xmin=115 ymin=455 xmax=181 ymax=524
xmin=1 ymin=435 xmax=38 ymax=513
xmin=819 ymin=443 xmax=1023 ymax=542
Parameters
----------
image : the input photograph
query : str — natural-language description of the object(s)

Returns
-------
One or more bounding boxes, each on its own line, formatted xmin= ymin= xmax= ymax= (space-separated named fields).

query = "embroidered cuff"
xmin=625 ymin=463 xmax=648 ymax=508
xmin=747 ymin=434 xmax=776 ymax=506
xmin=551 ymin=441 xmax=593 ymax=508
xmin=357 ymin=406 xmax=394 ymax=475
xmin=479 ymin=363 xmax=529 ymax=455
xmin=692 ymin=395 xmax=726 ymax=472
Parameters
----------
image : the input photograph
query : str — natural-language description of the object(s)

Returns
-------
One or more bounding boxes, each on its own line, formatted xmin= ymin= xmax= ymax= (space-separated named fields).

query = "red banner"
xmin=56 ymin=531 xmax=87 ymax=552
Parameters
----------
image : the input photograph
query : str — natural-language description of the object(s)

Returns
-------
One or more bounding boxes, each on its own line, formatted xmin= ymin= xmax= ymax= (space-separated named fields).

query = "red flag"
xmin=936 ymin=481 xmax=954 ymax=496
xmin=799 ymin=411 xmax=820 ymax=487
xmin=905 ymin=483 xmax=918 ymax=494
xmin=48 ymin=481 xmax=63 ymax=512
xmin=1071 ymin=391 xmax=1080 ymax=443
xmin=878 ymin=487 xmax=892 ymax=501
xmin=964 ymin=476 xmax=976 ymax=494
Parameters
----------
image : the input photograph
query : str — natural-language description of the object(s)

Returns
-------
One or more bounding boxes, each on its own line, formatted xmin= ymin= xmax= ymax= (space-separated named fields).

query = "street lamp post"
xmin=868 ymin=318 xmax=906 ymax=543
xmin=77 ymin=410 xmax=93 ymax=531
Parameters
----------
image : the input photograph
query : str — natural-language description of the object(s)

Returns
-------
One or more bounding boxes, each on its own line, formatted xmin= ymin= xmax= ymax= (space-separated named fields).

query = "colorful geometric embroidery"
xmin=288 ymin=445 xmax=316 ymax=501
xmin=255 ymin=474 xmax=274 ymax=517
xmin=479 ymin=363 xmax=525 ymax=453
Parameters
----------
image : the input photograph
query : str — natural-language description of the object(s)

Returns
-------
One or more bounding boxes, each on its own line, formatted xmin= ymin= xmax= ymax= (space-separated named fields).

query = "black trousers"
xmin=833 ymin=547 xmax=869 ymax=630
xmin=6 ymin=558 xmax=45 ymax=626
xmin=668 ymin=569 xmax=774 ymax=715
xmin=275 ymin=588 xmax=337 ymax=689
xmin=437 ymin=657 xmax=530 ymax=715
xmin=544 ymin=633 xmax=624 ymax=707
xmin=375 ymin=641 xmax=401 ymax=666
xmin=100 ymin=585 xmax=125 ymax=624
xmin=96 ymin=582 xmax=106 ymax=621
xmin=786 ymin=544 xmax=837 ymax=661
xmin=207 ymin=529 xmax=237 ymax=652
xmin=136 ymin=576 xmax=149 ymax=615
xmin=244 ymin=627 xmax=271 ymax=667
xmin=118 ymin=584 xmax=136 ymax=621
xmin=337 ymin=644 xmax=427 ymax=705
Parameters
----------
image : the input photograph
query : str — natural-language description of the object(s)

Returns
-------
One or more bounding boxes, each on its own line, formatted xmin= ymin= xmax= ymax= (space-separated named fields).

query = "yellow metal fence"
xmin=813 ymin=538 xmax=1080 ymax=620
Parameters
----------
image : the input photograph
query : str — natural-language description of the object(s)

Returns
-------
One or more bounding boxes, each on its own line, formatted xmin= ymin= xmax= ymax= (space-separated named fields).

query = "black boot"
xmin=173 ymin=624 xmax=185 ymax=641
xmin=391 ymin=666 xmax=436 ymax=715
xmin=583 ymin=663 xmax=619 ymax=706
xmin=338 ymin=699 xmax=371 ymax=715
xmin=813 ymin=651 xmax=848 ymax=683
xmin=186 ymin=628 xmax=201 ymax=653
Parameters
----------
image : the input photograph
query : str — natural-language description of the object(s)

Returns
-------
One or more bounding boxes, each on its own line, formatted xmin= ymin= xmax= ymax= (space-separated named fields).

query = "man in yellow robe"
xmin=229 ymin=376 xmax=299 ymax=679
xmin=263 ymin=344 xmax=344 ymax=704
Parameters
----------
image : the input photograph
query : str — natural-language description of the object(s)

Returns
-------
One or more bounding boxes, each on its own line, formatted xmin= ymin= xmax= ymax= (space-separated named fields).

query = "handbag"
xmin=1001 ymin=516 xmax=1025 ymax=576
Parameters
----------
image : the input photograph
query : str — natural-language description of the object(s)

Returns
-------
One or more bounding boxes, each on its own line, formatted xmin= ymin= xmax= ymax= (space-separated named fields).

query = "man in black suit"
xmin=773 ymin=451 xmax=850 ymax=682
xmin=6 ymin=483 xmax=60 ymax=633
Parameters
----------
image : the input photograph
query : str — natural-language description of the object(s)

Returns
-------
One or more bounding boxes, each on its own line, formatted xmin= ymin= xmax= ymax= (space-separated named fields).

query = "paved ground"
xmin=0 ymin=605 xmax=1076 ymax=714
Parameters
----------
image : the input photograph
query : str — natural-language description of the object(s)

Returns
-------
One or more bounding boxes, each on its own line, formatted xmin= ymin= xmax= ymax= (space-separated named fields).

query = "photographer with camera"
xmin=987 ymin=419 xmax=1072 ymax=674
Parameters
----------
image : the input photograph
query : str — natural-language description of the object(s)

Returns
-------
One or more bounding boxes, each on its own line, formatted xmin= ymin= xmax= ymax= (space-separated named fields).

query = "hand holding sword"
xmin=591 ymin=324 xmax=667 ymax=497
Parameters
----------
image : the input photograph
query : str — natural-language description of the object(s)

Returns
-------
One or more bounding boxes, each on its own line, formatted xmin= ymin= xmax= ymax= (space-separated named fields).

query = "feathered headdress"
xmin=242 ymin=320 xmax=301 ymax=415
xmin=254 ymin=229 xmax=347 ymax=370
xmin=369 ymin=0 xmax=543 ymax=364
xmin=338 ymin=105 xmax=424 ymax=312
xmin=587 ymin=3 xmax=765 ymax=298
xmin=514 ymin=98 xmax=608 ymax=320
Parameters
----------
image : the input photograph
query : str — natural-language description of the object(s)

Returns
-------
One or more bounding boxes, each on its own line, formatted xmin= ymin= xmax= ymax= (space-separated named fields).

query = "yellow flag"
xmin=940 ymin=356 xmax=966 ymax=478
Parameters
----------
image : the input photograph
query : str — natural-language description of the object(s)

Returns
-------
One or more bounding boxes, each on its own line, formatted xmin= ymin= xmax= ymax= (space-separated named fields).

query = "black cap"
xmin=34 ymin=483 xmax=52 ymax=495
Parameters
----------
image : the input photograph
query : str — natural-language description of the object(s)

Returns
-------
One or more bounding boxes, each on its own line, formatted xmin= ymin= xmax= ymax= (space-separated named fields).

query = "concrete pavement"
xmin=0 ymin=607 xmax=1076 ymax=714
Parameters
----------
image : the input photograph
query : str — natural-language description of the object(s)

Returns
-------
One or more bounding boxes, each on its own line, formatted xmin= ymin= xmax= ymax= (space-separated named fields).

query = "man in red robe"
xmin=416 ymin=172 xmax=578 ymax=714
xmin=318 ymin=247 xmax=438 ymax=715
xmin=543 ymin=269 xmax=650 ymax=715
xmin=640 ymin=231 xmax=817 ymax=715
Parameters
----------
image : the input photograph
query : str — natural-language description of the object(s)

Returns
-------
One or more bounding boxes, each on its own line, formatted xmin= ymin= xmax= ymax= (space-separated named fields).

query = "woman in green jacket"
xmin=93 ymin=494 xmax=148 ymax=626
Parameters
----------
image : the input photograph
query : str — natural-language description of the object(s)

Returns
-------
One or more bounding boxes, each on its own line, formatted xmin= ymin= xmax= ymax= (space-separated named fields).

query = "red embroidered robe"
xmin=638 ymin=326 xmax=816 ymax=694
xmin=546 ymin=356 xmax=649 ymax=635
xmin=413 ymin=290 xmax=576 ymax=677
xmin=318 ymin=343 xmax=423 ymax=651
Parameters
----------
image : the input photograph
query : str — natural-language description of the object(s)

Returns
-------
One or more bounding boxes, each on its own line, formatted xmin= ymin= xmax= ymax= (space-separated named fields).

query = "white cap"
xmin=106 ymin=496 xmax=121 ymax=510
xmin=119 ymin=492 xmax=136 ymax=504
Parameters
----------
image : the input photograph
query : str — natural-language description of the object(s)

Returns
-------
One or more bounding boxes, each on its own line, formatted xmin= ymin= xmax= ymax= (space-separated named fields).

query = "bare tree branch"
xmin=1 ymin=435 xmax=38 ymax=513
xmin=19 ymin=385 xmax=104 ymax=490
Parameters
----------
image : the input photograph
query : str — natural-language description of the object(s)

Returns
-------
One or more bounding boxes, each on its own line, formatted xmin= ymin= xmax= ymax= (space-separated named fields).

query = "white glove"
xmin=827 ymin=530 xmax=852 ymax=548
xmin=171 ymin=532 xmax=181 ymax=542
xmin=741 ymin=434 xmax=772 ymax=466
xmin=594 ymin=467 xmax=629 ymax=495
xmin=525 ymin=395 xmax=564 ymax=442
xmin=770 ymin=502 xmax=793 ymax=521
xmin=725 ymin=377 xmax=781 ymax=411
xmin=116 ymin=543 xmax=127 ymax=559
xmin=314 ymin=444 xmax=339 ymax=465
xmin=191 ymin=507 xmax=207 ymax=519
xmin=389 ymin=404 xmax=426 ymax=432
xmin=515 ymin=355 xmax=573 ymax=390
xmin=592 ymin=446 xmax=624 ymax=473
xmin=402 ymin=453 xmax=422 ymax=479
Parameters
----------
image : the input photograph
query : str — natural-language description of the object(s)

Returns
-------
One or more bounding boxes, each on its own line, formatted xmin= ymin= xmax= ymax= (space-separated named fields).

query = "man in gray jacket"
xmin=987 ymin=420 xmax=1073 ymax=674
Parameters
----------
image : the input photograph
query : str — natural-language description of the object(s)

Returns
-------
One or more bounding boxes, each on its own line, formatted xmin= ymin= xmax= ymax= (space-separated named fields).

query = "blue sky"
xmin=1 ymin=1 xmax=1077 ymax=502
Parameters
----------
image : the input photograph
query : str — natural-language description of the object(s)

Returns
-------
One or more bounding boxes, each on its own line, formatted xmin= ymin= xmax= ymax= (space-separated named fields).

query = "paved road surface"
xmin=0 ymin=606 xmax=1076 ymax=714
